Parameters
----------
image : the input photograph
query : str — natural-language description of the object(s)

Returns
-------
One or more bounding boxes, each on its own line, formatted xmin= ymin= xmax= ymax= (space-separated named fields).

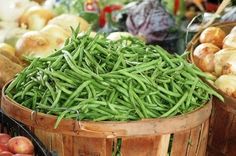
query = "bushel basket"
xmin=2 ymin=86 xmax=212 ymax=156
xmin=187 ymin=21 xmax=236 ymax=156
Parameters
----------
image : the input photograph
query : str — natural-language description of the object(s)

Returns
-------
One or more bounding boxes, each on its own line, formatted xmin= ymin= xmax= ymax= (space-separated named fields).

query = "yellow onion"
xmin=200 ymin=27 xmax=226 ymax=48
xmin=223 ymin=33 xmax=236 ymax=49
xmin=215 ymin=75 xmax=236 ymax=98
xmin=193 ymin=43 xmax=220 ymax=72
xmin=214 ymin=48 xmax=236 ymax=76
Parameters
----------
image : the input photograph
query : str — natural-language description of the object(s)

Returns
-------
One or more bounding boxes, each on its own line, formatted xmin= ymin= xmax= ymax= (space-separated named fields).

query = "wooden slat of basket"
xmin=74 ymin=137 xmax=110 ymax=156
xmin=106 ymin=139 xmax=113 ymax=155
xmin=156 ymin=134 xmax=171 ymax=156
xmin=62 ymin=135 xmax=73 ymax=156
xmin=120 ymin=135 xmax=171 ymax=156
xmin=186 ymin=125 xmax=202 ymax=155
xmin=210 ymin=99 xmax=234 ymax=153
xmin=34 ymin=129 xmax=53 ymax=151
xmin=227 ymin=116 xmax=236 ymax=156
xmin=51 ymin=133 xmax=63 ymax=155
xmin=121 ymin=136 xmax=159 ymax=155
xmin=197 ymin=120 xmax=210 ymax=156
xmin=171 ymin=130 xmax=191 ymax=156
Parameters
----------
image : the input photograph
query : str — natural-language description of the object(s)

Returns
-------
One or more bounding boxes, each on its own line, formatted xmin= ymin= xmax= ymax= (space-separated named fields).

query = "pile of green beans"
xmin=5 ymin=29 xmax=223 ymax=128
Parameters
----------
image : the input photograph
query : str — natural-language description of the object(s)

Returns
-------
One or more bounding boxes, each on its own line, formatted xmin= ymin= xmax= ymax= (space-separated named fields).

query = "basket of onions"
xmin=187 ymin=22 xmax=236 ymax=156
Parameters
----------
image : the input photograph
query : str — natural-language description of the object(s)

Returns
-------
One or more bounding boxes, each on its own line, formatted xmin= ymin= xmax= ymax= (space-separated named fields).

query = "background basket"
xmin=186 ymin=21 xmax=236 ymax=156
xmin=0 ymin=109 xmax=52 ymax=156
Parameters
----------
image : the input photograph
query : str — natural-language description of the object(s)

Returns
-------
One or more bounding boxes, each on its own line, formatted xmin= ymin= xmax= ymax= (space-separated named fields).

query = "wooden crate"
xmin=186 ymin=22 xmax=236 ymax=156
xmin=1 ymin=87 xmax=212 ymax=156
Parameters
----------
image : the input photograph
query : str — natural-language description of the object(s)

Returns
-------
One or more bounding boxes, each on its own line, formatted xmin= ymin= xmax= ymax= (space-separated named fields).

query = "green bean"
xmin=153 ymin=85 xmax=181 ymax=98
xmin=5 ymin=77 xmax=19 ymax=94
xmin=160 ymin=92 xmax=188 ymax=117
xmin=119 ymin=71 xmax=147 ymax=91
xmin=51 ymin=89 xmax=62 ymax=108
xmin=112 ymin=54 xmax=123 ymax=71
xmin=84 ymin=49 xmax=105 ymax=73
xmin=128 ymin=81 xmax=144 ymax=118
xmin=32 ymin=91 xmax=37 ymax=110
xmin=64 ymin=80 xmax=91 ymax=107
xmin=131 ymin=90 xmax=148 ymax=118
xmin=54 ymin=81 xmax=73 ymax=94
xmin=55 ymin=110 xmax=70 ymax=128
xmin=149 ymin=90 xmax=175 ymax=104
xmin=186 ymin=79 xmax=198 ymax=109
xmin=45 ymin=82 xmax=56 ymax=100
xmin=21 ymin=82 xmax=35 ymax=99
xmin=116 ymin=97 xmax=133 ymax=109
xmin=63 ymin=51 xmax=92 ymax=79
xmin=152 ymin=45 xmax=175 ymax=68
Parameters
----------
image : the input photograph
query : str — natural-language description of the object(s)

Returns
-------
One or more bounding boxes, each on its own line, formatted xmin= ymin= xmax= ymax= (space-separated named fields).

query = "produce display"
xmin=5 ymin=29 xmax=222 ymax=128
xmin=19 ymin=6 xmax=54 ymax=31
xmin=2 ymin=0 xmax=236 ymax=155
xmin=0 ymin=133 xmax=34 ymax=156
xmin=126 ymin=0 xmax=177 ymax=44
xmin=16 ymin=14 xmax=90 ymax=59
xmin=193 ymin=26 xmax=236 ymax=98
xmin=0 ymin=43 xmax=23 ymax=88
xmin=0 ymin=1 xmax=90 ymax=90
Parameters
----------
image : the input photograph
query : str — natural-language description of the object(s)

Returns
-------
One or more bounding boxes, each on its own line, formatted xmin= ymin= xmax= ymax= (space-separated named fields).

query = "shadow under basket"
xmin=0 ymin=109 xmax=52 ymax=156
xmin=1 ymin=83 xmax=212 ymax=156
xmin=186 ymin=22 xmax=236 ymax=156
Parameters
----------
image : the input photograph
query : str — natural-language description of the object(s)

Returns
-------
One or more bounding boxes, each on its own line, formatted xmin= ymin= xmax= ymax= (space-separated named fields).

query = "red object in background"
xmin=174 ymin=0 xmax=180 ymax=15
xmin=0 ymin=151 xmax=13 ymax=156
xmin=99 ymin=5 xmax=122 ymax=27
xmin=204 ymin=2 xmax=219 ymax=12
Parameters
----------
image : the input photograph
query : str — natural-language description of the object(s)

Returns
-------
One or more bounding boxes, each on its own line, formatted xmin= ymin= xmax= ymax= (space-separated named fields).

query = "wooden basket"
xmin=186 ymin=22 xmax=236 ymax=156
xmin=1 ymin=84 xmax=212 ymax=156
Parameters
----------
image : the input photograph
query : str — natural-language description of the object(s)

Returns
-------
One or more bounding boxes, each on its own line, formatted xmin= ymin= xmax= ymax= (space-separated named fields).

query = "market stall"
xmin=0 ymin=0 xmax=236 ymax=156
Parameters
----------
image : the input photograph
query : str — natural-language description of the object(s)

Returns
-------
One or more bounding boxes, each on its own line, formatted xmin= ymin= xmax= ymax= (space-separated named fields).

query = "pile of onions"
xmin=193 ymin=26 xmax=236 ymax=98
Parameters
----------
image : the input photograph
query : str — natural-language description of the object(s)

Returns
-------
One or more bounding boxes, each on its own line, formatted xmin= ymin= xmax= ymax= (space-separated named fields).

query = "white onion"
xmin=193 ymin=43 xmax=220 ymax=72
xmin=223 ymin=33 xmax=236 ymax=49
xmin=215 ymin=75 xmax=236 ymax=97
xmin=199 ymin=27 xmax=226 ymax=48
xmin=214 ymin=48 xmax=236 ymax=76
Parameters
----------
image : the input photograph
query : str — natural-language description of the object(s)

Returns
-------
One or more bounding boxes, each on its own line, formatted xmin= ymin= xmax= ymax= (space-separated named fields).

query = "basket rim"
xmin=1 ymin=81 xmax=212 ymax=138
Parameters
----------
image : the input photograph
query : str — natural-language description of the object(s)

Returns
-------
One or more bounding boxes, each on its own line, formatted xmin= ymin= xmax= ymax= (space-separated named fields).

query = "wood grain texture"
xmin=207 ymin=95 xmax=236 ymax=156
xmin=62 ymin=135 xmax=73 ymax=156
xmin=121 ymin=135 xmax=170 ymax=156
xmin=171 ymin=130 xmax=191 ymax=156
xmin=74 ymin=137 xmax=106 ymax=156
xmin=156 ymin=134 xmax=171 ymax=156
xmin=186 ymin=125 xmax=202 ymax=156
xmin=197 ymin=120 xmax=209 ymax=156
